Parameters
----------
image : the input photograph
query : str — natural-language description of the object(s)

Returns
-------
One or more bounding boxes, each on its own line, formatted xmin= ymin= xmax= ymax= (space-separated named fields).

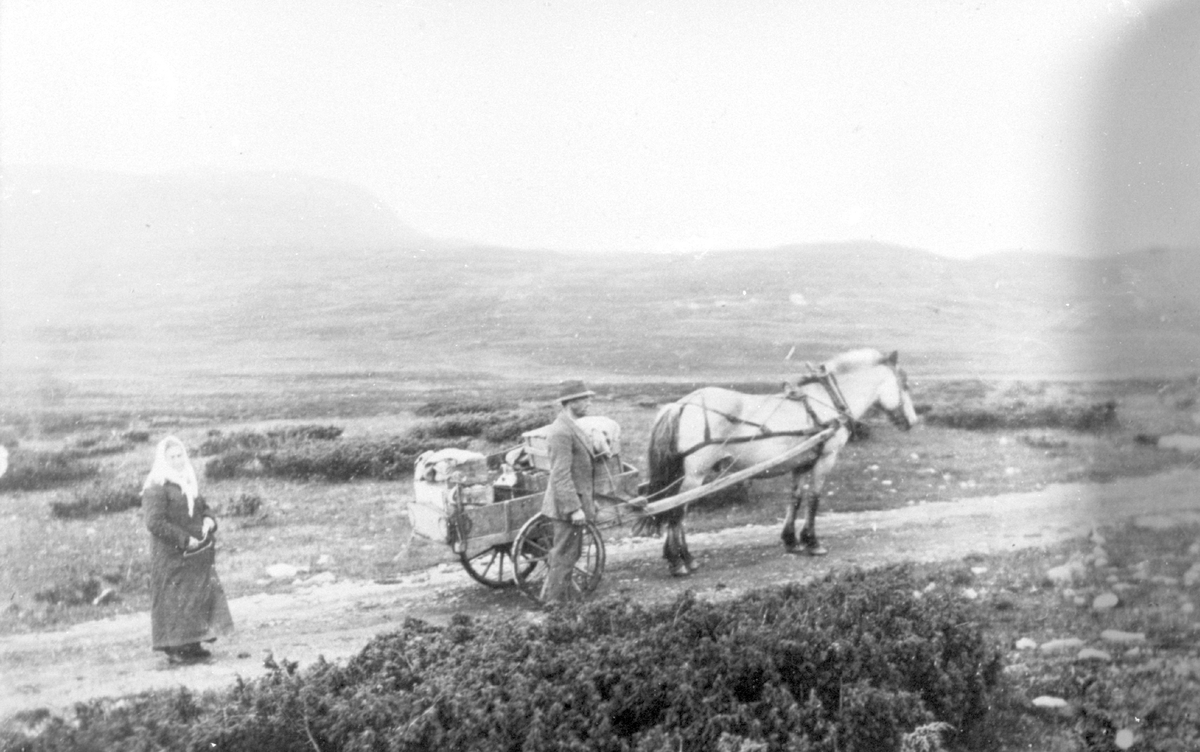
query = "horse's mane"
xmin=822 ymin=348 xmax=887 ymax=375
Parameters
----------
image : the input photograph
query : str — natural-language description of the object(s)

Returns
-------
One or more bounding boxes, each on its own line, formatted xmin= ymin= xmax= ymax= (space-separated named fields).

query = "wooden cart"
xmin=408 ymin=424 xmax=836 ymax=603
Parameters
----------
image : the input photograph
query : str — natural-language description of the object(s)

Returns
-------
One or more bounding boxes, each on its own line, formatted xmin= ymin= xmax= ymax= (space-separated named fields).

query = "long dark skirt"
xmin=150 ymin=543 xmax=234 ymax=650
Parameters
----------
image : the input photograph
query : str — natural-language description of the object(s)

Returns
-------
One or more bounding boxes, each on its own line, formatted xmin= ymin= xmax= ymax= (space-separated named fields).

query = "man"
xmin=540 ymin=379 xmax=598 ymax=604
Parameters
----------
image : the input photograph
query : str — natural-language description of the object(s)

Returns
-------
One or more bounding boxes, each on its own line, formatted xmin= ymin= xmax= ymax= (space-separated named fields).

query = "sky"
xmin=0 ymin=0 xmax=1185 ymax=258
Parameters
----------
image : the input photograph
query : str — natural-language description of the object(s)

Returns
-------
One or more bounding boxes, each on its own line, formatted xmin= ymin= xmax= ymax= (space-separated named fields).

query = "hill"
xmin=2 ymin=167 xmax=1198 ymax=411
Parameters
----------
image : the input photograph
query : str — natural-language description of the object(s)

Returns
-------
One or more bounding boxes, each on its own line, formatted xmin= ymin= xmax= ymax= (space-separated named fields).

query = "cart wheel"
xmin=459 ymin=544 xmax=531 ymax=589
xmin=512 ymin=513 xmax=606 ymax=603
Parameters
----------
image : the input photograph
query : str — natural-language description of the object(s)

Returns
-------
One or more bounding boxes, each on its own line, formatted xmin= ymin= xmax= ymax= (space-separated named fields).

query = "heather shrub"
xmin=66 ymin=434 xmax=135 ymax=458
xmin=0 ymin=449 xmax=98 ymax=491
xmin=9 ymin=567 xmax=1003 ymax=752
xmin=480 ymin=409 xmax=555 ymax=444
xmin=222 ymin=491 xmax=264 ymax=517
xmin=257 ymin=436 xmax=470 ymax=482
xmin=414 ymin=398 xmax=516 ymax=417
xmin=198 ymin=425 xmax=343 ymax=455
xmin=49 ymin=480 xmax=142 ymax=519
xmin=922 ymin=400 xmax=1118 ymax=432
xmin=204 ymin=449 xmax=259 ymax=481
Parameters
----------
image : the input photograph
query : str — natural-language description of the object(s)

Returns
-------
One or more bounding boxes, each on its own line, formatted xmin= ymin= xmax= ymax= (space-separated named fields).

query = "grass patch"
xmin=48 ymin=480 xmax=142 ymax=520
xmin=414 ymin=397 xmax=517 ymax=417
xmin=198 ymin=424 xmax=343 ymax=455
xmin=920 ymin=400 xmax=1118 ymax=432
xmin=0 ymin=449 xmax=98 ymax=491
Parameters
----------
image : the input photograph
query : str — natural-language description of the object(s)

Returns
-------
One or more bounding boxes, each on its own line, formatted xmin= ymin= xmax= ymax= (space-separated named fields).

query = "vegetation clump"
xmin=414 ymin=398 xmax=517 ymax=417
xmin=199 ymin=408 xmax=552 ymax=482
xmin=4 ymin=567 xmax=1003 ymax=752
xmin=921 ymin=400 xmax=1118 ymax=433
xmin=49 ymin=480 xmax=142 ymax=519
xmin=0 ymin=449 xmax=98 ymax=491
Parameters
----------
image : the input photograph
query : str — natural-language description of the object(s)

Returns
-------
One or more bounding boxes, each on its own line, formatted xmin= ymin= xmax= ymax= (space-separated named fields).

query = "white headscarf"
xmin=143 ymin=436 xmax=200 ymax=516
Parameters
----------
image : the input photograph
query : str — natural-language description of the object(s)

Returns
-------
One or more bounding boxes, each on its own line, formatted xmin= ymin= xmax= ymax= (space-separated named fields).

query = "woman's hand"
xmin=201 ymin=517 xmax=216 ymax=536
xmin=186 ymin=536 xmax=203 ymax=551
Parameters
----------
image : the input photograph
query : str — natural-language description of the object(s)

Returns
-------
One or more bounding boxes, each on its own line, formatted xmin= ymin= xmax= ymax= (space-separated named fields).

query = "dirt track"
xmin=3 ymin=467 xmax=1199 ymax=721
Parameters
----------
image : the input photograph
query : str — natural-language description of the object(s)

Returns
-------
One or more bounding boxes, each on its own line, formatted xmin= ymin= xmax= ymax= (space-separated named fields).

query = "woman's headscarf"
xmin=143 ymin=436 xmax=200 ymax=516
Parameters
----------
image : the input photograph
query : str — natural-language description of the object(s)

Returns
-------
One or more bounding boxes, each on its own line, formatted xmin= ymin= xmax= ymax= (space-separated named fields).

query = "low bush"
xmin=257 ymin=436 xmax=471 ymax=482
xmin=414 ymin=398 xmax=516 ymax=417
xmin=66 ymin=434 xmax=135 ymax=458
xmin=204 ymin=449 xmax=259 ymax=481
xmin=7 ymin=567 xmax=1003 ymax=752
xmin=922 ymin=400 xmax=1118 ymax=433
xmin=409 ymin=408 xmax=553 ymax=445
xmin=198 ymin=424 xmax=343 ymax=456
xmin=480 ymin=409 xmax=554 ymax=444
xmin=408 ymin=414 xmax=493 ymax=440
xmin=0 ymin=450 xmax=98 ymax=491
xmin=49 ymin=480 xmax=142 ymax=519
xmin=222 ymin=491 xmax=264 ymax=517
xmin=32 ymin=572 xmax=122 ymax=608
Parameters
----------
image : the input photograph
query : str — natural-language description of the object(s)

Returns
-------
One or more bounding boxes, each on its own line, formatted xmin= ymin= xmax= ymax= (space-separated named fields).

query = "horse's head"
xmin=876 ymin=351 xmax=919 ymax=430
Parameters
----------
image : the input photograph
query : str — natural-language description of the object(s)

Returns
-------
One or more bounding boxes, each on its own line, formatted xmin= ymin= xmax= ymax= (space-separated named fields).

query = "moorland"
xmin=2 ymin=168 xmax=1199 ymax=749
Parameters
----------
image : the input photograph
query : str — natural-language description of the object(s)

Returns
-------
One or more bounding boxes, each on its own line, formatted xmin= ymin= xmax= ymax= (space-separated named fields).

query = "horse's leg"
xmin=678 ymin=507 xmax=699 ymax=572
xmin=797 ymin=431 xmax=849 ymax=556
xmin=664 ymin=461 xmax=707 ymax=577
xmin=780 ymin=467 xmax=806 ymax=551
xmin=663 ymin=513 xmax=690 ymax=577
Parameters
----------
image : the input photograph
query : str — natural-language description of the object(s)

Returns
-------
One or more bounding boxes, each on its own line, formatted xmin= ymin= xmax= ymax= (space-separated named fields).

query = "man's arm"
xmin=547 ymin=429 xmax=582 ymax=518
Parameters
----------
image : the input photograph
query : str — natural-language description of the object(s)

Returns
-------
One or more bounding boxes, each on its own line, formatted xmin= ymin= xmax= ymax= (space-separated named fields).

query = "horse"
xmin=640 ymin=348 xmax=918 ymax=576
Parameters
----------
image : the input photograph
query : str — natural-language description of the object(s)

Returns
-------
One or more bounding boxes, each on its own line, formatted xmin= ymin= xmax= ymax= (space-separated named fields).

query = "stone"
xmin=1046 ymin=561 xmax=1085 ymax=585
xmin=266 ymin=564 xmax=302 ymax=579
xmin=1040 ymin=637 xmax=1085 ymax=653
xmin=1015 ymin=637 xmax=1038 ymax=650
xmin=1101 ymin=629 xmax=1146 ymax=644
xmin=1077 ymin=648 xmax=1112 ymax=661
xmin=1114 ymin=728 xmax=1135 ymax=749
xmin=1134 ymin=515 xmax=1176 ymax=531
xmin=92 ymin=588 xmax=117 ymax=606
xmin=1032 ymin=695 xmax=1068 ymax=708
xmin=1158 ymin=434 xmax=1200 ymax=452
xmin=1092 ymin=592 xmax=1119 ymax=611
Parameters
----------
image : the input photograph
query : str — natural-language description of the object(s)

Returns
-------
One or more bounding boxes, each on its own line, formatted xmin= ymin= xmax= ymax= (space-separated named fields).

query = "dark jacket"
xmin=144 ymin=481 xmax=215 ymax=552
xmin=541 ymin=411 xmax=597 ymax=521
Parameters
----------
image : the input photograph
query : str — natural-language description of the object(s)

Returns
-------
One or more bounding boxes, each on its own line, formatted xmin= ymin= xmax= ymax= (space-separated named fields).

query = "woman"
xmin=143 ymin=436 xmax=234 ymax=663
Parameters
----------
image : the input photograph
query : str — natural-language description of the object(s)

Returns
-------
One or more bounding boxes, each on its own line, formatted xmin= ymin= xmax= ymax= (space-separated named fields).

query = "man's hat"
xmin=557 ymin=380 xmax=595 ymax=403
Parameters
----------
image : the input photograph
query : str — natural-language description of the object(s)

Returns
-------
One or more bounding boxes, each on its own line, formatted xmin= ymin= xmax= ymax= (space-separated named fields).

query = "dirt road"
xmin=3 ymin=467 xmax=1199 ymax=721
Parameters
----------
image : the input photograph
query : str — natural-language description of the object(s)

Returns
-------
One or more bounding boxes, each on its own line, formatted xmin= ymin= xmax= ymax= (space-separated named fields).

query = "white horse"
xmin=641 ymin=348 xmax=918 ymax=576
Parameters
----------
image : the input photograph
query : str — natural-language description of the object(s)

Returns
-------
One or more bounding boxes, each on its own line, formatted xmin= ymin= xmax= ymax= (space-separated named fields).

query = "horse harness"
xmin=674 ymin=367 xmax=852 ymax=460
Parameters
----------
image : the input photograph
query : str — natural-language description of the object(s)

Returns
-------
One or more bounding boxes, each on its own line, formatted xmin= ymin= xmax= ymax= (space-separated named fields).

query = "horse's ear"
xmin=885 ymin=350 xmax=899 ymax=365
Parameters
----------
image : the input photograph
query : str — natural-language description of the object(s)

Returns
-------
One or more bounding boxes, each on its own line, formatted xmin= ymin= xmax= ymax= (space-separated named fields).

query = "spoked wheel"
xmin=459 ymin=544 xmax=531 ymax=588
xmin=511 ymin=513 xmax=606 ymax=603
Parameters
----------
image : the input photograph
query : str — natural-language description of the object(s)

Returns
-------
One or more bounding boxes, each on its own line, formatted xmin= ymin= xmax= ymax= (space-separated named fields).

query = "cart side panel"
xmin=459 ymin=492 xmax=544 ymax=558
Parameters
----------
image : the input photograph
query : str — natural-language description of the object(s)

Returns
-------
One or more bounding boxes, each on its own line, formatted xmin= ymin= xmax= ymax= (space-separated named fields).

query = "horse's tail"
xmin=633 ymin=403 xmax=686 ymax=537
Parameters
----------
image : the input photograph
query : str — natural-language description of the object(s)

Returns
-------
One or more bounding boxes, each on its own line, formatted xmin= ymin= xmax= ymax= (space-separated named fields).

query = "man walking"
xmin=540 ymin=380 xmax=598 ymax=604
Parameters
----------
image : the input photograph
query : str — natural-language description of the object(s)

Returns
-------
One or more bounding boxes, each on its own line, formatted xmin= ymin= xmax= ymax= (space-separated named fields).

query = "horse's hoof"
xmin=670 ymin=564 xmax=692 ymax=578
xmin=803 ymin=544 xmax=828 ymax=557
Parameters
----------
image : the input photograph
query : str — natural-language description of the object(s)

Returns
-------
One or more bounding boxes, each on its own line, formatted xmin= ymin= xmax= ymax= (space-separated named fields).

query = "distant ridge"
xmin=1 ymin=168 xmax=1197 ymax=399
xmin=0 ymin=165 xmax=429 ymax=267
